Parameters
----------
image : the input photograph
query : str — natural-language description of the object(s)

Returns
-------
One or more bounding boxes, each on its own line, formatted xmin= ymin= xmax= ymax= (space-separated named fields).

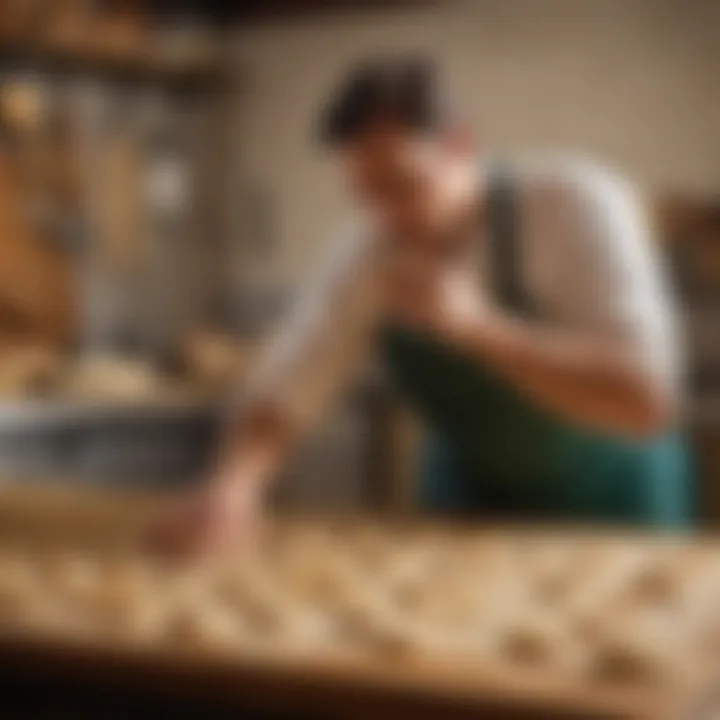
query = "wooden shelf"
xmin=0 ymin=37 xmax=226 ymax=91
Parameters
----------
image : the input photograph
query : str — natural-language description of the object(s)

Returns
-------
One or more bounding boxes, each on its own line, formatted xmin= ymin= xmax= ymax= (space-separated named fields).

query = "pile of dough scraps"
xmin=0 ymin=523 xmax=718 ymax=686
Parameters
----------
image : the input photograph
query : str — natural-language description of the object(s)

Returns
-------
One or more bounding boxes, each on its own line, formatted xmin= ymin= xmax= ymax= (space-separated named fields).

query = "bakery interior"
xmin=0 ymin=0 xmax=719 ymax=717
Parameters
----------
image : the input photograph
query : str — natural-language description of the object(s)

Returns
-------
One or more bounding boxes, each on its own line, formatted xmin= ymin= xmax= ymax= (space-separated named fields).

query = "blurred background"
xmin=0 ymin=0 xmax=718 ymax=515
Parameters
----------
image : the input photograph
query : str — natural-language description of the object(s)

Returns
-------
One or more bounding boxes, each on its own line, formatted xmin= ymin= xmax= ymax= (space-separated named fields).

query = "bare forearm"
xmin=213 ymin=402 xmax=293 ymax=492
xmin=462 ymin=314 xmax=673 ymax=437
xmin=146 ymin=402 xmax=292 ymax=555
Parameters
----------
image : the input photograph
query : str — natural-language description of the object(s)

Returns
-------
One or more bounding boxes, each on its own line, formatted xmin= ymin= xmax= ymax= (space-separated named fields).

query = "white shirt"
xmin=240 ymin=156 xmax=680 ymax=433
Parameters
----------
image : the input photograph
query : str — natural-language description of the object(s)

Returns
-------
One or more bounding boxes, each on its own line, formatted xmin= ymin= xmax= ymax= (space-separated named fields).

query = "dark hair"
xmin=318 ymin=57 xmax=451 ymax=145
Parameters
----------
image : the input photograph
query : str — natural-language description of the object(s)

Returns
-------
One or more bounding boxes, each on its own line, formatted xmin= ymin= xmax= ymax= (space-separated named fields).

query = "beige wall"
xmin=229 ymin=0 xmax=720 ymax=287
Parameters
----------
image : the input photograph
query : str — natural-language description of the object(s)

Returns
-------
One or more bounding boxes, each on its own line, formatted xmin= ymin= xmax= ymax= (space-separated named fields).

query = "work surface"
xmin=0 ymin=484 xmax=718 ymax=719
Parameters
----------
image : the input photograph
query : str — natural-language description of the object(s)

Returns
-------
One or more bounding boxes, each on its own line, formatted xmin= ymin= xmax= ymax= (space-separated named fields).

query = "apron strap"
xmin=486 ymin=166 xmax=528 ymax=314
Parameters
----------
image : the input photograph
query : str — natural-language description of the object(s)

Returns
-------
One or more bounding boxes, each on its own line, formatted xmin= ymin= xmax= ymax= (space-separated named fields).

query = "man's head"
xmin=319 ymin=57 xmax=479 ymax=244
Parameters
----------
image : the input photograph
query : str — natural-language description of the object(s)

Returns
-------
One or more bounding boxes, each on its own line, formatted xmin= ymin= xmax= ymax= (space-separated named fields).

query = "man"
xmin=152 ymin=58 xmax=693 ymax=555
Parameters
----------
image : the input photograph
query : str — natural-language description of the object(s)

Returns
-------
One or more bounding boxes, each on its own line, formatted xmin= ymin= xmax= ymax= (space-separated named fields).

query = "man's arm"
xmin=150 ymin=229 xmax=378 ymax=554
xmin=429 ymin=166 xmax=680 ymax=439
xmin=145 ymin=403 xmax=292 ymax=557
xmin=463 ymin=315 xmax=672 ymax=437
xmin=212 ymin=402 xmax=294 ymax=504
xmin=215 ymin=226 xmax=379 ymax=485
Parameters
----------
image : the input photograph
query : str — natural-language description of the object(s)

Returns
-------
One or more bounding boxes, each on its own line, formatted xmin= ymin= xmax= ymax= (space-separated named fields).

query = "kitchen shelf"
xmin=0 ymin=37 xmax=227 ymax=91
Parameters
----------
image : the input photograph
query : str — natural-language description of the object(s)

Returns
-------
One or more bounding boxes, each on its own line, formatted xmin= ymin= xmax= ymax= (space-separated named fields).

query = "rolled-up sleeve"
xmin=545 ymin=163 xmax=682 ymax=401
xmin=235 ymin=229 xmax=380 ymax=435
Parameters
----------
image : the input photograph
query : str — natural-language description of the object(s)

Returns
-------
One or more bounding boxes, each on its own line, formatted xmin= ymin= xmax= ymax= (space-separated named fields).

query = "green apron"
xmin=381 ymin=169 xmax=694 ymax=527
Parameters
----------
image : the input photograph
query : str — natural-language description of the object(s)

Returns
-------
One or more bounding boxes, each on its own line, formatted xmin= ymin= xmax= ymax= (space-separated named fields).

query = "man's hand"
xmin=146 ymin=477 xmax=263 ymax=559
xmin=147 ymin=404 xmax=289 ymax=559
xmin=384 ymin=252 xmax=489 ymax=343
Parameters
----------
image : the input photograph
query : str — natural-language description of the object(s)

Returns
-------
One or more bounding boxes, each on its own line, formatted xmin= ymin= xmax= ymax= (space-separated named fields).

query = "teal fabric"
xmin=382 ymin=325 xmax=694 ymax=527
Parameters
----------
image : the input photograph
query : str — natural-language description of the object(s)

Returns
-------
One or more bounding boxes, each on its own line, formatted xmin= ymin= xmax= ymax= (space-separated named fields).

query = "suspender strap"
xmin=486 ymin=167 xmax=526 ymax=312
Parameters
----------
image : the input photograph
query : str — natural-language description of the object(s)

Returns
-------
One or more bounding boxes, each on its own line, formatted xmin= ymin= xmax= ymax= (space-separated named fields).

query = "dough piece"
xmin=0 ymin=549 xmax=82 ymax=632
xmin=215 ymin=559 xmax=330 ymax=650
xmin=77 ymin=557 xmax=167 ymax=641
xmin=400 ymin=581 xmax=503 ymax=659
xmin=182 ymin=331 xmax=253 ymax=389
xmin=628 ymin=564 xmax=679 ymax=608
xmin=383 ymin=553 xmax=431 ymax=612
xmin=343 ymin=525 xmax=393 ymax=570
xmin=500 ymin=608 xmax=576 ymax=668
xmin=590 ymin=607 xmax=682 ymax=684
xmin=629 ymin=552 xmax=720 ymax=626
xmin=332 ymin=589 xmax=420 ymax=658
xmin=526 ymin=544 xmax=586 ymax=603
xmin=163 ymin=597 xmax=245 ymax=651
xmin=685 ymin=558 xmax=720 ymax=659
xmin=620 ymin=544 xmax=694 ymax=607
xmin=272 ymin=543 xmax=352 ymax=605
xmin=564 ymin=548 xmax=650 ymax=624
xmin=62 ymin=356 xmax=163 ymax=401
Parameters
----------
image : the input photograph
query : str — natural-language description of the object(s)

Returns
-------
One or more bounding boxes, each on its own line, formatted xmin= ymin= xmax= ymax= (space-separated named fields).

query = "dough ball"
xmin=527 ymin=545 xmax=586 ymax=603
xmin=216 ymin=564 xmax=317 ymax=643
xmin=110 ymin=593 xmax=169 ymax=643
xmin=164 ymin=598 xmax=244 ymax=650
xmin=624 ymin=556 xmax=686 ymax=610
xmin=62 ymin=356 xmax=163 ymax=401
xmin=334 ymin=600 xmax=418 ymax=658
xmin=182 ymin=331 xmax=253 ymax=389
xmin=344 ymin=527 xmax=392 ymax=569
xmin=385 ymin=558 xmax=430 ymax=612
xmin=74 ymin=557 xmax=166 ymax=639
xmin=590 ymin=608 xmax=680 ymax=684
xmin=500 ymin=609 xmax=572 ymax=667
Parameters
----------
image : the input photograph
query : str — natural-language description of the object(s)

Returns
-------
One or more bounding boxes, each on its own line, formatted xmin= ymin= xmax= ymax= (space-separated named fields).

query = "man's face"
xmin=342 ymin=123 xmax=471 ymax=244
